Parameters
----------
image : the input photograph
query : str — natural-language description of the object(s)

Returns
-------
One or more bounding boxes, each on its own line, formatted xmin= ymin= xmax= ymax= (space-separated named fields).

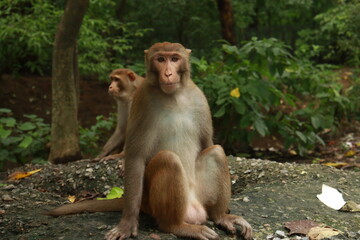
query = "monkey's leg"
xmin=143 ymin=150 xmax=219 ymax=240
xmin=196 ymin=145 xmax=253 ymax=240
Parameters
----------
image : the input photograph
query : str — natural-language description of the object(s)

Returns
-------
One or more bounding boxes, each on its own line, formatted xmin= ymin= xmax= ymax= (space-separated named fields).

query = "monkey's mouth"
xmin=162 ymin=82 xmax=179 ymax=86
xmin=160 ymin=82 xmax=180 ymax=94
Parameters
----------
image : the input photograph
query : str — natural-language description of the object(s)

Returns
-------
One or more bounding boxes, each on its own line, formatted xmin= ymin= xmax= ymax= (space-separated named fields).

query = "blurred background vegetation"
xmin=0 ymin=0 xmax=359 ymax=169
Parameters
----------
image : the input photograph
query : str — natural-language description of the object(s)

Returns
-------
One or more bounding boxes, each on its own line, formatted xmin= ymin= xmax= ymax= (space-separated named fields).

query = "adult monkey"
xmin=96 ymin=68 xmax=143 ymax=162
xmin=47 ymin=42 xmax=252 ymax=240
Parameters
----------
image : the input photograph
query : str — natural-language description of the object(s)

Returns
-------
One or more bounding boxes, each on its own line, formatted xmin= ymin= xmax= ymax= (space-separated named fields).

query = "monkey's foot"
xmin=105 ymin=221 xmax=138 ymax=240
xmin=167 ymin=223 xmax=219 ymax=240
xmin=215 ymin=214 xmax=253 ymax=240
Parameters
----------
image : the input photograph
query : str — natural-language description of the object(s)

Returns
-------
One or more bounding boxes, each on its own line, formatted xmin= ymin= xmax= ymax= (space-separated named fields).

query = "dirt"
xmin=0 ymin=74 xmax=114 ymax=128
xmin=1 ymin=157 xmax=359 ymax=240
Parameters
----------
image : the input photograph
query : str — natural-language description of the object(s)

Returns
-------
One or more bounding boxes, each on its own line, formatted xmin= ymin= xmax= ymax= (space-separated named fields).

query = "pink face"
xmin=108 ymin=74 xmax=131 ymax=100
xmin=152 ymin=53 xmax=183 ymax=94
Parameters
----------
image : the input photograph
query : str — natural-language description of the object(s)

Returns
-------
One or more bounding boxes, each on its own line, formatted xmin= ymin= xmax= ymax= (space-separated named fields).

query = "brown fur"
xmin=97 ymin=69 xmax=143 ymax=160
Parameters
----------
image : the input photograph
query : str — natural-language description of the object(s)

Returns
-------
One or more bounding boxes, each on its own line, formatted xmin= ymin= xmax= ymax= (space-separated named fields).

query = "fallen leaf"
xmin=67 ymin=195 xmax=76 ymax=203
xmin=344 ymin=150 xmax=356 ymax=157
xmin=308 ymin=226 xmax=341 ymax=240
xmin=322 ymin=162 xmax=348 ymax=168
xmin=97 ymin=187 xmax=124 ymax=200
xmin=7 ymin=168 xmax=42 ymax=181
xmin=289 ymin=150 xmax=297 ymax=155
xmin=284 ymin=219 xmax=319 ymax=235
xmin=340 ymin=201 xmax=360 ymax=212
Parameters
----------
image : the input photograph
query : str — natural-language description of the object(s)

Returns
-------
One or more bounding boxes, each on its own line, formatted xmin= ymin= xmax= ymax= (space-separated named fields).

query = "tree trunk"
xmin=216 ymin=0 xmax=236 ymax=45
xmin=49 ymin=0 xmax=89 ymax=164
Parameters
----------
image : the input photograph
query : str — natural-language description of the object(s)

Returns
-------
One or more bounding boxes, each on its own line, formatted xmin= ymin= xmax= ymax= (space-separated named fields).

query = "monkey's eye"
xmin=171 ymin=57 xmax=179 ymax=62
xmin=157 ymin=57 xmax=165 ymax=62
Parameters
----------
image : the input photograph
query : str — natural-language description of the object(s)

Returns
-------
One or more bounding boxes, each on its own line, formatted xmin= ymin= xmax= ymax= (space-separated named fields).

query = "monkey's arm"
xmin=98 ymin=102 xmax=129 ymax=158
xmin=106 ymin=158 xmax=145 ymax=239
xmin=99 ymin=126 xmax=125 ymax=157
xmin=196 ymin=90 xmax=214 ymax=150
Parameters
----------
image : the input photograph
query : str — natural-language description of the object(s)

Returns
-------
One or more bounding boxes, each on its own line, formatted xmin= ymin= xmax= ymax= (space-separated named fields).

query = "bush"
xmin=78 ymin=0 xmax=152 ymax=80
xmin=296 ymin=0 xmax=360 ymax=66
xmin=193 ymin=38 xmax=359 ymax=155
xmin=79 ymin=114 xmax=117 ymax=157
xmin=0 ymin=108 xmax=50 ymax=170
xmin=0 ymin=108 xmax=118 ymax=169
xmin=0 ymin=0 xmax=150 ymax=78
xmin=0 ymin=0 xmax=61 ymax=75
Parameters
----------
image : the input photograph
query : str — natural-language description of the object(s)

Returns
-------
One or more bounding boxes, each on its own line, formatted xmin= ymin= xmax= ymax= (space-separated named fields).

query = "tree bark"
xmin=216 ymin=0 xmax=236 ymax=45
xmin=49 ymin=0 xmax=89 ymax=164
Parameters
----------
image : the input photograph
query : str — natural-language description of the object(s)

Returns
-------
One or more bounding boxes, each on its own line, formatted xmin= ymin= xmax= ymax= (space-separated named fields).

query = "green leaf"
xmin=234 ymin=100 xmax=246 ymax=115
xmin=97 ymin=187 xmax=124 ymax=200
xmin=19 ymin=136 xmax=33 ymax=148
xmin=18 ymin=122 xmax=36 ymax=131
xmin=222 ymin=44 xmax=239 ymax=55
xmin=0 ymin=117 xmax=16 ymax=127
xmin=216 ymin=97 xmax=227 ymax=105
xmin=0 ymin=108 xmax=11 ymax=114
xmin=254 ymin=118 xmax=268 ymax=137
xmin=0 ymin=129 xmax=11 ymax=139
xmin=311 ymin=116 xmax=321 ymax=129
xmin=240 ymin=114 xmax=253 ymax=128
xmin=295 ymin=131 xmax=307 ymax=143
xmin=213 ymin=105 xmax=226 ymax=118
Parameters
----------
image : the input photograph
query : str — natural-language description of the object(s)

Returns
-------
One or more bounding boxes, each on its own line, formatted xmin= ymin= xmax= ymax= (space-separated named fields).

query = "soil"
xmin=0 ymin=74 xmax=114 ymax=128
xmin=1 ymin=157 xmax=360 ymax=240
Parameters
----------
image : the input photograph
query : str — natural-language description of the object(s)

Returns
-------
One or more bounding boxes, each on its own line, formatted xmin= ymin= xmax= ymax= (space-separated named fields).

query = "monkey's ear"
xmin=186 ymin=49 xmax=192 ymax=55
xmin=127 ymin=71 xmax=136 ymax=81
xmin=144 ymin=49 xmax=149 ymax=54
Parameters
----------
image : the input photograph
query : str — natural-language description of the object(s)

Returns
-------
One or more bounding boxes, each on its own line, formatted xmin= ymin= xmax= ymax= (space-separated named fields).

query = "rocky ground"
xmin=1 ymin=157 xmax=359 ymax=240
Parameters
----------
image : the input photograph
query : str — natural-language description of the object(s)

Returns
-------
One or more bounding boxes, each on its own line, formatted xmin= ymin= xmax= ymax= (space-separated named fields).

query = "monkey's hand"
xmin=105 ymin=218 xmax=138 ymax=240
xmin=215 ymin=214 xmax=253 ymax=240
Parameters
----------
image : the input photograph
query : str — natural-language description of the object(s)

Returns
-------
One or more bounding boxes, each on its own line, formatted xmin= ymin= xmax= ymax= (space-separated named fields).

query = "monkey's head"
xmin=145 ymin=42 xmax=191 ymax=95
xmin=108 ymin=69 xmax=138 ymax=101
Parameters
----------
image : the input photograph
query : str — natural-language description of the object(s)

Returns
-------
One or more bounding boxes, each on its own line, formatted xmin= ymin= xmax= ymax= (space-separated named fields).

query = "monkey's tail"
xmin=44 ymin=198 xmax=124 ymax=216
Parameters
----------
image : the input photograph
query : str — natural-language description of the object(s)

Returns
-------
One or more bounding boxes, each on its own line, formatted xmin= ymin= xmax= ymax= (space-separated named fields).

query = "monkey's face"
xmin=146 ymin=42 xmax=191 ymax=95
xmin=152 ymin=53 xmax=184 ymax=94
xmin=108 ymin=74 xmax=132 ymax=101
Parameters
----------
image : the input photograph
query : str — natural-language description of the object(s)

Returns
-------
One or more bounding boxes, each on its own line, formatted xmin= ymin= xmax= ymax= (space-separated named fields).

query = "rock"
xmin=275 ymin=230 xmax=286 ymax=238
xmin=2 ymin=194 xmax=13 ymax=201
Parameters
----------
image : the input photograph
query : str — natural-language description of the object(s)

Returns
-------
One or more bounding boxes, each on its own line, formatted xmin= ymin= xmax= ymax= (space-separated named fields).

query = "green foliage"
xmin=193 ymin=39 xmax=359 ymax=155
xmin=296 ymin=0 xmax=360 ymax=66
xmin=0 ymin=108 xmax=118 ymax=169
xmin=121 ymin=0 xmax=221 ymax=59
xmin=0 ymin=0 xmax=62 ymax=75
xmin=79 ymin=114 xmax=116 ymax=157
xmin=0 ymin=108 xmax=50 ymax=170
xmin=0 ymin=0 xmax=151 ymax=78
xmin=233 ymin=0 xmax=334 ymax=46
xmin=79 ymin=0 xmax=152 ymax=80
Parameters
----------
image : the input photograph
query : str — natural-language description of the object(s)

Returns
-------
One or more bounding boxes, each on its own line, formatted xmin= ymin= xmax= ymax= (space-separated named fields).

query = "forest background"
xmin=0 ymin=0 xmax=360 ymax=170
